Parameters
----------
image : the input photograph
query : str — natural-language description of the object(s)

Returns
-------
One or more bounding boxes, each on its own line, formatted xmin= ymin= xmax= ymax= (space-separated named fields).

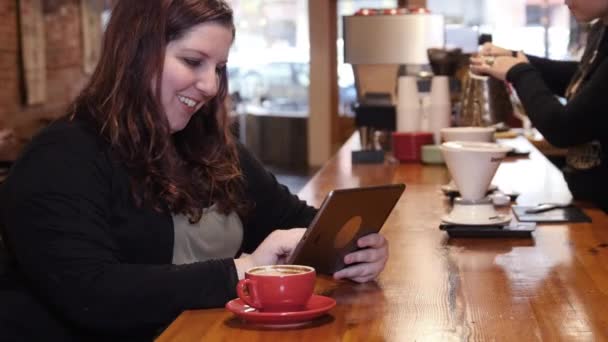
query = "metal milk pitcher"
xmin=458 ymin=71 xmax=513 ymax=127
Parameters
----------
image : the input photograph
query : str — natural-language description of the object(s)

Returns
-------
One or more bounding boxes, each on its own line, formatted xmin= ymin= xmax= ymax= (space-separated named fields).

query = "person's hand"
xmin=478 ymin=42 xmax=513 ymax=57
xmin=469 ymin=51 xmax=529 ymax=81
xmin=333 ymin=233 xmax=388 ymax=283
xmin=234 ymin=228 xmax=305 ymax=279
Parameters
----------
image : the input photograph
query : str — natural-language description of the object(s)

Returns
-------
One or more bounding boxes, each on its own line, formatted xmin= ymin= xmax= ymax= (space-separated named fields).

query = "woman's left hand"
xmin=333 ymin=233 xmax=388 ymax=283
xmin=469 ymin=51 xmax=529 ymax=81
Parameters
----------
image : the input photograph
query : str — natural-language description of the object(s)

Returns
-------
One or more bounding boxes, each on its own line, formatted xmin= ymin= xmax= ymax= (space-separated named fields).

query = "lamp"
xmin=343 ymin=11 xmax=444 ymax=65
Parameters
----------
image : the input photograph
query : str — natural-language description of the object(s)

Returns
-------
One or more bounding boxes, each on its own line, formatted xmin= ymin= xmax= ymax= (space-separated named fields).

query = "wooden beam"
xmin=18 ymin=0 xmax=47 ymax=105
xmin=398 ymin=0 xmax=427 ymax=7
xmin=80 ymin=0 xmax=104 ymax=75
xmin=308 ymin=0 xmax=338 ymax=167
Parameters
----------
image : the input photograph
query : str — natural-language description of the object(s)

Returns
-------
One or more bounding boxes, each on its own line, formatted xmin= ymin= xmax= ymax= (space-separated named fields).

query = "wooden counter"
xmin=157 ymin=134 xmax=608 ymax=341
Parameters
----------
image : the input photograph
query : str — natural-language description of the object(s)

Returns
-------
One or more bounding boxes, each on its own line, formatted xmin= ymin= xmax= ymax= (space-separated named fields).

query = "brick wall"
xmin=0 ymin=0 xmax=92 ymax=154
xmin=0 ymin=1 xmax=20 ymax=129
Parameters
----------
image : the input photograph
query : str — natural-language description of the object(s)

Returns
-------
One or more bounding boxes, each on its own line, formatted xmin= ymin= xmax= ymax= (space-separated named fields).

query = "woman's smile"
xmin=177 ymin=95 xmax=200 ymax=108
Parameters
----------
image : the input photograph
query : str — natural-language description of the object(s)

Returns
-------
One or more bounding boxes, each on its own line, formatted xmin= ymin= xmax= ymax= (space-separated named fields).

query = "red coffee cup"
xmin=236 ymin=265 xmax=316 ymax=312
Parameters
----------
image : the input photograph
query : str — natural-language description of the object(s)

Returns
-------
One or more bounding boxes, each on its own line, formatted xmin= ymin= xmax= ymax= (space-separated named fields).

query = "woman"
xmin=0 ymin=0 xmax=388 ymax=340
xmin=470 ymin=0 xmax=608 ymax=212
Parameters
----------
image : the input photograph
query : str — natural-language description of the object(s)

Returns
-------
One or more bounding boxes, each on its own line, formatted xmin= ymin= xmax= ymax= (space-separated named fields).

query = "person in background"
xmin=469 ymin=0 xmax=608 ymax=212
xmin=0 ymin=1 xmax=388 ymax=340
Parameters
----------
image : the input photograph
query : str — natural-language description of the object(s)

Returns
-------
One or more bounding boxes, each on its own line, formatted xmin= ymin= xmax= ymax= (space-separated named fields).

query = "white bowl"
xmin=440 ymin=141 xmax=511 ymax=201
xmin=440 ymin=126 xmax=496 ymax=143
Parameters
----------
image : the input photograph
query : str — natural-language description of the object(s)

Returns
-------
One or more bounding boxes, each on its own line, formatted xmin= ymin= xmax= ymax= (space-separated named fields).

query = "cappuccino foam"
xmin=249 ymin=266 xmax=310 ymax=276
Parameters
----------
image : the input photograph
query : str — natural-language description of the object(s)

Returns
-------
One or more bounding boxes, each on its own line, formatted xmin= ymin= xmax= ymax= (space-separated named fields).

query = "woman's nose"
xmin=195 ymin=69 xmax=218 ymax=97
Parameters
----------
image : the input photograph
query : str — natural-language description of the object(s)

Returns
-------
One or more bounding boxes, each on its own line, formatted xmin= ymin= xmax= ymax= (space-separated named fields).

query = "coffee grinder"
xmin=343 ymin=8 xmax=444 ymax=163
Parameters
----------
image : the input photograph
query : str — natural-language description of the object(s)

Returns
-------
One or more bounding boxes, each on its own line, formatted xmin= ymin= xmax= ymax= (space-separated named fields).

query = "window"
xmin=227 ymin=0 xmax=310 ymax=115
xmin=229 ymin=0 xmax=399 ymax=116
xmin=228 ymin=0 xmax=575 ymax=118
xmin=427 ymin=0 xmax=572 ymax=60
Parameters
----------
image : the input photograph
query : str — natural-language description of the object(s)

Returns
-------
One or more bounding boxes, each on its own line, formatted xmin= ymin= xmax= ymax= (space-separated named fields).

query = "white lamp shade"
xmin=343 ymin=14 xmax=445 ymax=65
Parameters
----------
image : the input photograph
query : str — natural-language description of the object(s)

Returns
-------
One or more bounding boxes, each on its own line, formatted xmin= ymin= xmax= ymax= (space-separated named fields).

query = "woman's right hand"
xmin=234 ymin=228 xmax=306 ymax=279
xmin=470 ymin=50 xmax=529 ymax=81
xmin=479 ymin=42 xmax=513 ymax=57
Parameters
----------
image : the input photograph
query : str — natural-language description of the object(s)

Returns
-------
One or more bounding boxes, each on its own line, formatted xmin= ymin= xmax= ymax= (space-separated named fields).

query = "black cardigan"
xmin=0 ymin=118 xmax=317 ymax=340
xmin=506 ymin=24 xmax=608 ymax=211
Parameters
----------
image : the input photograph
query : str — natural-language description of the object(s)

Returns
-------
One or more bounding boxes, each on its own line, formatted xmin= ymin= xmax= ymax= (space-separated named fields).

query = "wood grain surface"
xmin=157 ymin=134 xmax=608 ymax=341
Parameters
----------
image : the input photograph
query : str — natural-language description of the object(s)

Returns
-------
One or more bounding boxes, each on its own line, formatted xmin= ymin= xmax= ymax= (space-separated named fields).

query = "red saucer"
xmin=225 ymin=294 xmax=336 ymax=325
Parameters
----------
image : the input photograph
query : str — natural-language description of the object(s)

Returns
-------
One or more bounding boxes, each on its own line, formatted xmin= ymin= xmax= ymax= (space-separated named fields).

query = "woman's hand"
xmin=478 ymin=42 xmax=513 ymax=57
xmin=234 ymin=228 xmax=306 ymax=279
xmin=469 ymin=51 xmax=529 ymax=81
xmin=333 ymin=233 xmax=389 ymax=283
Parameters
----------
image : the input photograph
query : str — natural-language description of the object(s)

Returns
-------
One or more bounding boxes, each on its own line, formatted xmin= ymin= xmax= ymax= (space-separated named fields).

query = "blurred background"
xmin=0 ymin=0 xmax=582 ymax=192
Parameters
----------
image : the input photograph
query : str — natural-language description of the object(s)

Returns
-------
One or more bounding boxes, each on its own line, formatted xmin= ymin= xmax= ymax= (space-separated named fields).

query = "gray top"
xmin=172 ymin=205 xmax=243 ymax=265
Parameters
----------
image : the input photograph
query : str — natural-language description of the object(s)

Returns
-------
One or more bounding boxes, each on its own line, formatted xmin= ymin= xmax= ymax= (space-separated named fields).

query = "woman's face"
xmin=159 ymin=22 xmax=233 ymax=133
xmin=565 ymin=0 xmax=608 ymax=22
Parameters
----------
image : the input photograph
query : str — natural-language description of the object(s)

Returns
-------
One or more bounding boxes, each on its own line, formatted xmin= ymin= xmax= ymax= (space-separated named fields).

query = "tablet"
xmin=287 ymin=183 xmax=405 ymax=274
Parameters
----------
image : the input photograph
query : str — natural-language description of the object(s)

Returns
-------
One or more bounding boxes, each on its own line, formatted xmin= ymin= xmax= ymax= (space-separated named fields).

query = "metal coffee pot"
xmin=458 ymin=71 xmax=513 ymax=127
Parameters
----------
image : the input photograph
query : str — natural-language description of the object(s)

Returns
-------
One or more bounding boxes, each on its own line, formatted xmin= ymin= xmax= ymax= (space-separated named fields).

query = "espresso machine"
xmin=343 ymin=8 xmax=445 ymax=163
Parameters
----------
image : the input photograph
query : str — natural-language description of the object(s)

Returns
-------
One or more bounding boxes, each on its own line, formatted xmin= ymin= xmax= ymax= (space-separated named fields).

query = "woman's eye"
xmin=216 ymin=65 xmax=226 ymax=74
xmin=182 ymin=58 xmax=201 ymax=67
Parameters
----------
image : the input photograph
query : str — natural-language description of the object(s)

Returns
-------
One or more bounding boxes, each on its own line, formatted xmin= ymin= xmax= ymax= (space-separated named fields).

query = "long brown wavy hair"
xmin=70 ymin=0 xmax=247 ymax=222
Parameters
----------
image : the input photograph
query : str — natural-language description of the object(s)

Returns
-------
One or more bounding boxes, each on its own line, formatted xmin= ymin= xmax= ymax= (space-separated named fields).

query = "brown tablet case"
xmin=288 ymin=183 xmax=405 ymax=274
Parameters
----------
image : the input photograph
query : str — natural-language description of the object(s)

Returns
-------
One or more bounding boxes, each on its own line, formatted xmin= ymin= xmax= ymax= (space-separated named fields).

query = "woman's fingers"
xmin=469 ymin=59 xmax=491 ymax=76
xmin=356 ymin=233 xmax=387 ymax=249
xmin=470 ymin=51 xmax=530 ymax=82
xmin=332 ymin=233 xmax=389 ymax=283
xmin=479 ymin=42 xmax=512 ymax=57
xmin=345 ymin=234 xmax=388 ymax=264
xmin=479 ymin=42 xmax=494 ymax=55
xmin=276 ymin=228 xmax=306 ymax=256
xmin=251 ymin=228 xmax=306 ymax=266
xmin=344 ymin=245 xmax=387 ymax=265
xmin=333 ymin=261 xmax=383 ymax=283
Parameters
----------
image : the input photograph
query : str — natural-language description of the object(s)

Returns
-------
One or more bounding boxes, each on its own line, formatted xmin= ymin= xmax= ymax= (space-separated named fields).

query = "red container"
xmin=392 ymin=132 xmax=434 ymax=162
xmin=236 ymin=265 xmax=316 ymax=312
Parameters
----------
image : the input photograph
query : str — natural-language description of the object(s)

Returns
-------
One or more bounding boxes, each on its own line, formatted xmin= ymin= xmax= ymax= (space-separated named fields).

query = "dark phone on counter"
xmin=439 ymin=222 xmax=536 ymax=238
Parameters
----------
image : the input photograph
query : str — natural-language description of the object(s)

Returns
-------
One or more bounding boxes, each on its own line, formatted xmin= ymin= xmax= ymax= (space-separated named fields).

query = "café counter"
xmin=157 ymin=134 xmax=608 ymax=341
